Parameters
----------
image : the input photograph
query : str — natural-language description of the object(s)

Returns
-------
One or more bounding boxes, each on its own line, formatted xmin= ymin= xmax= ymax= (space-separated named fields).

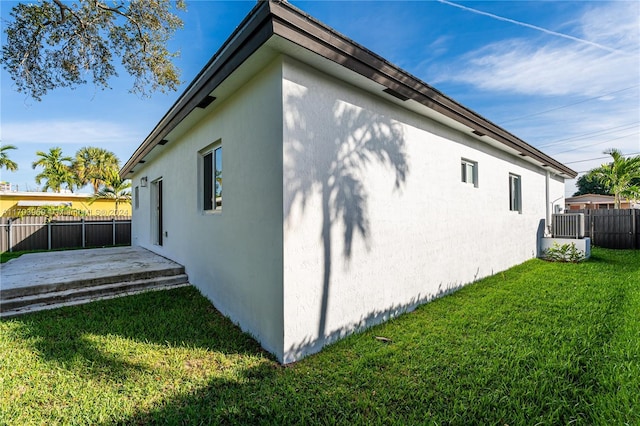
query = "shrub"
xmin=543 ymin=242 xmax=585 ymax=263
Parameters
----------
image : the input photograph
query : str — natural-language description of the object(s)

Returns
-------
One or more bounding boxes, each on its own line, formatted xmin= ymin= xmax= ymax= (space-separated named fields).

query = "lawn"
xmin=1 ymin=247 xmax=638 ymax=425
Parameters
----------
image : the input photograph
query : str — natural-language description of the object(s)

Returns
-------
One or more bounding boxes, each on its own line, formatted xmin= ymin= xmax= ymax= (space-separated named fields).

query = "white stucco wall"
xmin=281 ymin=57 xmax=565 ymax=363
xmin=131 ymin=59 xmax=285 ymax=359
xmin=131 ymin=54 xmax=566 ymax=364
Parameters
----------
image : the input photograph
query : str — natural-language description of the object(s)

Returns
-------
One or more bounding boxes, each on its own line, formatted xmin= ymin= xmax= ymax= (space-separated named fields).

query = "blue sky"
xmin=1 ymin=0 xmax=639 ymax=197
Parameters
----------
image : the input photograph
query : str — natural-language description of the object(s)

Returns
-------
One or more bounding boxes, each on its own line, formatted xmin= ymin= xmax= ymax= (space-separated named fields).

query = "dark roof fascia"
xmin=268 ymin=1 xmax=576 ymax=178
xmin=121 ymin=0 xmax=576 ymax=179
xmin=121 ymin=1 xmax=273 ymax=177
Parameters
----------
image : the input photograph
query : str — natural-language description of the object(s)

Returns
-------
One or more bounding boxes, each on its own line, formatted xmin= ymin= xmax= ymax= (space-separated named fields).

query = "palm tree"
xmin=589 ymin=149 xmax=640 ymax=209
xmin=32 ymin=147 xmax=77 ymax=192
xmin=0 ymin=144 xmax=19 ymax=171
xmin=89 ymin=169 xmax=131 ymax=214
xmin=74 ymin=147 xmax=120 ymax=193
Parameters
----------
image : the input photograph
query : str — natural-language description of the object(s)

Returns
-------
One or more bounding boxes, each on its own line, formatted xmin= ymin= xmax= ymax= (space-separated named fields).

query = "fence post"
xmin=633 ymin=209 xmax=637 ymax=250
xmin=82 ymin=218 xmax=86 ymax=248
xmin=47 ymin=221 xmax=52 ymax=250
xmin=112 ymin=218 xmax=116 ymax=246
xmin=8 ymin=218 xmax=13 ymax=253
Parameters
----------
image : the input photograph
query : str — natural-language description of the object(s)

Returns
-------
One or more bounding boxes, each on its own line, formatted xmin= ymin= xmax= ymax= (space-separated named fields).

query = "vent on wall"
xmin=383 ymin=88 xmax=410 ymax=101
xmin=158 ymin=139 xmax=169 ymax=146
xmin=196 ymin=95 xmax=216 ymax=109
xmin=471 ymin=130 xmax=485 ymax=136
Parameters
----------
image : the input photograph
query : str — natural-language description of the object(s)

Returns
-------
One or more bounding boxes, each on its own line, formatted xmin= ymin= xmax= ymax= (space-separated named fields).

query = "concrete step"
xmin=1 ymin=274 xmax=190 ymax=318
xmin=1 ymin=265 xmax=185 ymax=300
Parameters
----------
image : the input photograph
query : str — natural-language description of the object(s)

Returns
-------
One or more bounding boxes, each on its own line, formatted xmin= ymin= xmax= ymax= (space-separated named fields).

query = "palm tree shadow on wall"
xmin=283 ymin=88 xmax=410 ymax=343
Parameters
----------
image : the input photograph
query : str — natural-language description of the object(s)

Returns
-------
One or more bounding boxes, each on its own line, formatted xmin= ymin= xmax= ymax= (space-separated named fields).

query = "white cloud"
xmin=449 ymin=42 xmax=635 ymax=97
xmin=579 ymin=2 xmax=640 ymax=51
xmin=429 ymin=1 xmax=640 ymax=197
xmin=2 ymin=120 xmax=143 ymax=145
xmin=438 ymin=0 xmax=629 ymax=55
xmin=433 ymin=2 xmax=639 ymax=97
xmin=429 ymin=35 xmax=451 ymax=55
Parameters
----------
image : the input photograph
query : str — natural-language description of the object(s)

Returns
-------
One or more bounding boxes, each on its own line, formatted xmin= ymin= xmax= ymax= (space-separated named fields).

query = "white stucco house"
xmin=121 ymin=1 xmax=577 ymax=363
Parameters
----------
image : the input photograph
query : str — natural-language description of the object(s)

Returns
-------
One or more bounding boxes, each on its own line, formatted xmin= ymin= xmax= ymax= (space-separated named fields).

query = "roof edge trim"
xmin=121 ymin=0 xmax=576 ymax=179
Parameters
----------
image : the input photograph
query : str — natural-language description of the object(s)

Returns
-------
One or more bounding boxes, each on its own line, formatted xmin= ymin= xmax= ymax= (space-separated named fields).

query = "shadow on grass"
xmin=4 ymin=249 xmax=638 ymax=424
xmin=6 ymin=287 xmax=272 ymax=377
xmin=110 ymin=364 xmax=284 ymax=425
xmin=110 ymin=250 xmax=640 ymax=425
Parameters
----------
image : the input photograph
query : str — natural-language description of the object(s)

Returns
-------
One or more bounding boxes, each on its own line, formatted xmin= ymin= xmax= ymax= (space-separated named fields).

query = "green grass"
xmin=1 ymin=247 xmax=638 ymax=425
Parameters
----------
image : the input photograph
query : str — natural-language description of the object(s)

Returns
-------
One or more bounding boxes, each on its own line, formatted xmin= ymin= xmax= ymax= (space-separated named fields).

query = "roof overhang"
xmin=121 ymin=0 xmax=577 ymax=179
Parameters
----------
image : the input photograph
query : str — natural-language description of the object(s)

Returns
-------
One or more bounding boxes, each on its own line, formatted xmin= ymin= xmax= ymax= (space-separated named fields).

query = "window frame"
xmin=509 ymin=173 xmax=522 ymax=213
xmin=461 ymin=158 xmax=478 ymax=187
xmin=134 ymin=186 xmax=139 ymax=210
xmin=199 ymin=140 xmax=222 ymax=213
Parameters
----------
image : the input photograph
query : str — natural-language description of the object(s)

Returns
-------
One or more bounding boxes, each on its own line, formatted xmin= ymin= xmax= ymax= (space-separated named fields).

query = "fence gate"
xmin=574 ymin=209 xmax=639 ymax=249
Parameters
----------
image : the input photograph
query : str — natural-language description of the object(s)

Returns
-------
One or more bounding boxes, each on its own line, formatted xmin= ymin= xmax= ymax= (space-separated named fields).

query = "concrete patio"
xmin=0 ymin=246 xmax=189 ymax=317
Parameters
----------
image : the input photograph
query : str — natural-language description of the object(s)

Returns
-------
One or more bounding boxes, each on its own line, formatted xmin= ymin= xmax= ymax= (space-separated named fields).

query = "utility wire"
xmin=536 ymin=121 xmax=640 ymax=149
xmin=498 ymin=84 xmax=640 ymax=125
xmin=565 ymin=151 xmax=640 ymax=165
xmin=550 ymin=132 xmax=639 ymax=155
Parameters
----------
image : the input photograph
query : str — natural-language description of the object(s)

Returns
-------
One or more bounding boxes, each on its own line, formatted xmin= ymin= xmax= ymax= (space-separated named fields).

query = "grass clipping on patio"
xmin=1 ymin=247 xmax=638 ymax=424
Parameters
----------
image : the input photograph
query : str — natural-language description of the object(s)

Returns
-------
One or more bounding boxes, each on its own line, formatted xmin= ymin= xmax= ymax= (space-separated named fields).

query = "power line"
xmin=498 ymin=84 xmax=640 ymax=125
xmin=550 ymin=132 xmax=640 ymax=155
xmin=536 ymin=121 xmax=640 ymax=149
xmin=565 ymin=151 xmax=640 ymax=165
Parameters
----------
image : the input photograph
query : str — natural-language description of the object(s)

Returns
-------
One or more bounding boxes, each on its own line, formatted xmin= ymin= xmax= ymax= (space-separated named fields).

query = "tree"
xmin=32 ymin=147 xmax=77 ymax=192
xmin=0 ymin=144 xmax=19 ymax=171
xmin=89 ymin=169 xmax=131 ymax=213
xmin=74 ymin=147 xmax=120 ymax=193
xmin=1 ymin=0 xmax=185 ymax=101
xmin=589 ymin=149 xmax=640 ymax=209
xmin=573 ymin=169 xmax=612 ymax=196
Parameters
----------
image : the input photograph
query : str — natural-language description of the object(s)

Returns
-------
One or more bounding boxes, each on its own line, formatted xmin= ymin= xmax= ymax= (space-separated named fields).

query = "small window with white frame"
xmin=461 ymin=159 xmax=478 ymax=187
xmin=134 ymin=186 xmax=139 ymax=209
xmin=199 ymin=141 xmax=222 ymax=212
xmin=509 ymin=173 xmax=522 ymax=213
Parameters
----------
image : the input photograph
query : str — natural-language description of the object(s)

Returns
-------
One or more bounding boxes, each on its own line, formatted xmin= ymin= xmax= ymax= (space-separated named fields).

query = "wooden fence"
xmin=0 ymin=216 xmax=131 ymax=253
xmin=570 ymin=209 xmax=640 ymax=249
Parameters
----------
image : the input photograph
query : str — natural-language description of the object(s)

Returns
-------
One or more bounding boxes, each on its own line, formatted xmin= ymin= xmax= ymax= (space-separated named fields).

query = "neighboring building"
xmin=0 ymin=190 xmax=132 ymax=217
xmin=565 ymin=194 xmax=638 ymax=210
xmin=121 ymin=1 xmax=576 ymax=363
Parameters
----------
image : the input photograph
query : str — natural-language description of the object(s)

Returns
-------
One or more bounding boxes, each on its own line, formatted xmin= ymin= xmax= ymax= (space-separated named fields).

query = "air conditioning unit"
xmin=552 ymin=213 xmax=585 ymax=239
